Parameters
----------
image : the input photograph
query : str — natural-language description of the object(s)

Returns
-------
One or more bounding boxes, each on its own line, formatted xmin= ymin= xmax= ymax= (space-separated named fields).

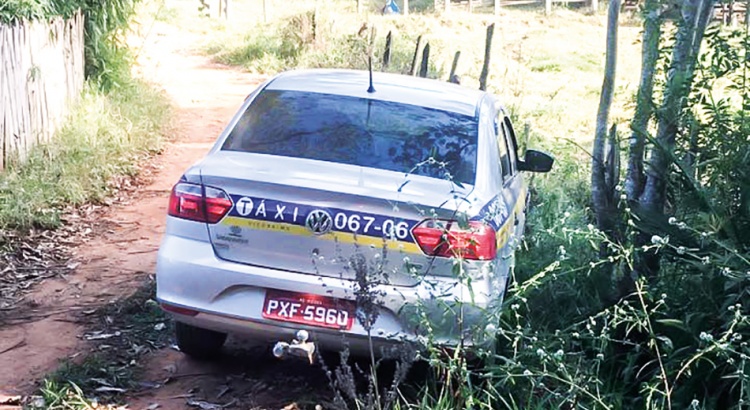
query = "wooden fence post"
xmin=495 ymin=0 xmax=500 ymax=15
xmin=522 ymin=122 xmax=531 ymax=154
xmin=419 ymin=43 xmax=430 ymax=78
xmin=404 ymin=0 xmax=409 ymax=15
xmin=263 ymin=0 xmax=268 ymax=22
xmin=449 ymin=51 xmax=461 ymax=83
xmin=383 ymin=31 xmax=392 ymax=69
xmin=357 ymin=0 xmax=362 ymax=14
xmin=224 ymin=0 xmax=230 ymax=19
xmin=479 ymin=24 xmax=494 ymax=91
xmin=410 ymin=35 xmax=423 ymax=76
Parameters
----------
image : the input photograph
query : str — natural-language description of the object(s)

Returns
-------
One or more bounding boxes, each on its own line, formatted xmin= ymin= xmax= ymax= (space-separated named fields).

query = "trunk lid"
xmin=198 ymin=152 xmax=472 ymax=286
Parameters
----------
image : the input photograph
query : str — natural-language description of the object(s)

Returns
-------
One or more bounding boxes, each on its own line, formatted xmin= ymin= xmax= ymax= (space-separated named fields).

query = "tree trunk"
xmin=592 ymin=0 xmax=621 ymax=237
xmin=636 ymin=0 xmax=716 ymax=279
xmin=639 ymin=0 xmax=716 ymax=216
xmin=624 ymin=0 xmax=661 ymax=202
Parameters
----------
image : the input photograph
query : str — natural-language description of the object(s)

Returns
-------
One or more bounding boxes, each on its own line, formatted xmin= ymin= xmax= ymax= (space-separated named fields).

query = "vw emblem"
xmin=305 ymin=210 xmax=333 ymax=235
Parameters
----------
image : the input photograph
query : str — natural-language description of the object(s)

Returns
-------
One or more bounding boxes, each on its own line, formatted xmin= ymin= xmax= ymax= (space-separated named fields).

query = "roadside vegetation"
xmin=0 ymin=81 xmax=168 ymax=229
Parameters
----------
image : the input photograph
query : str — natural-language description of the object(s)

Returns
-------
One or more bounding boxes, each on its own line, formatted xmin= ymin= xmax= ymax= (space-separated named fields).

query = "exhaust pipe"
xmin=273 ymin=330 xmax=316 ymax=364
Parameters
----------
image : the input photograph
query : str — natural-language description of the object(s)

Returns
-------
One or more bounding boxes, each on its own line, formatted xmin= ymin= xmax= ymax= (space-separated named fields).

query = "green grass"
xmin=0 ymin=78 xmax=169 ymax=230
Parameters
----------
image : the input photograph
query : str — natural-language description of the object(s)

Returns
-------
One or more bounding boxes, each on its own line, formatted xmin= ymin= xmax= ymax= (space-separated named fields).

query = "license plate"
xmin=262 ymin=290 xmax=355 ymax=330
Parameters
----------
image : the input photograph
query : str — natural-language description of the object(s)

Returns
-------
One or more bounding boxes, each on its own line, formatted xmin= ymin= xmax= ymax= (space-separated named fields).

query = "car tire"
xmin=175 ymin=321 xmax=227 ymax=360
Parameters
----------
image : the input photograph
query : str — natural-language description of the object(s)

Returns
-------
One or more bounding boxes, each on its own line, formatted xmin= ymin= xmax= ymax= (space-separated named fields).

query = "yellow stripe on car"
xmin=222 ymin=216 xmax=422 ymax=254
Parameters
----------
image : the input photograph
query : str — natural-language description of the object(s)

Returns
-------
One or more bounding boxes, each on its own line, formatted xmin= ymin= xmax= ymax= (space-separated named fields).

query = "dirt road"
xmin=0 ymin=14 xmax=317 ymax=406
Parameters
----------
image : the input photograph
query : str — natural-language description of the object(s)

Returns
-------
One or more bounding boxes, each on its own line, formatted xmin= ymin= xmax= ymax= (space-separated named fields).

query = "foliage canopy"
xmin=0 ymin=0 xmax=140 ymax=89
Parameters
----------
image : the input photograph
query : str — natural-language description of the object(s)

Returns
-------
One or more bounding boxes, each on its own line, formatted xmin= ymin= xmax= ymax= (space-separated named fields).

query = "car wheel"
xmin=175 ymin=321 xmax=227 ymax=360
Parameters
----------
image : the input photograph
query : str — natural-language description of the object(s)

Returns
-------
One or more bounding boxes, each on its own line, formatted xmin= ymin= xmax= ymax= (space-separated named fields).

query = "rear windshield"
xmin=221 ymin=90 xmax=479 ymax=185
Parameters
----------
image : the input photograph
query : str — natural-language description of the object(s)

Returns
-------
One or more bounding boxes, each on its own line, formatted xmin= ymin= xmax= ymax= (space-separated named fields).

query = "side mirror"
xmin=518 ymin=149 xmax=554 ymax=173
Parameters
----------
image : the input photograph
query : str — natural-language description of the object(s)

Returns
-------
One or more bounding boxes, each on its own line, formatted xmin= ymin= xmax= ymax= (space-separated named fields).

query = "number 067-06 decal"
xmin=227 ymin=195 xmax=417 ymax=241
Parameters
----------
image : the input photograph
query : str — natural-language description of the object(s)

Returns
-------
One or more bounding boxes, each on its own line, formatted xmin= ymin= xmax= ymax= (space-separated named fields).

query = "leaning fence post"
xmin=449 ymin=51 xmax=461 ymax=83
xmin=410 ymin=35 xmax=423 ymax=76
xmin=419 ymin=42 xmax=430 ymax=78
xmin=478 ymin=23 xmax=494 ymax=91
xmin=522 ymin=122 xmax=531 ymax=154
xmin=383 ymin=31 xmax=392 ymax=69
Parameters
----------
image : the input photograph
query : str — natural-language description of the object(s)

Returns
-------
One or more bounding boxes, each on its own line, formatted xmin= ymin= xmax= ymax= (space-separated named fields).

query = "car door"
xmin=495 ymin=113 xmax=525 ymax=258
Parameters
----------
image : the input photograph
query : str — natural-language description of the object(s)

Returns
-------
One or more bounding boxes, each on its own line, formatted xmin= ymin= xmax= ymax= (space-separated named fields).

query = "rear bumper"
xmin=156 ymin=227 xmax=507 ymax=353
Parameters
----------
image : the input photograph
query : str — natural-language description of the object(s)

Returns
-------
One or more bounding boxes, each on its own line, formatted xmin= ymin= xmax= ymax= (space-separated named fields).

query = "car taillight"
xmin=168 ymin=182 xmax=232 ymax=224
xmin=411 ymin=219 xmax=497 ymax=260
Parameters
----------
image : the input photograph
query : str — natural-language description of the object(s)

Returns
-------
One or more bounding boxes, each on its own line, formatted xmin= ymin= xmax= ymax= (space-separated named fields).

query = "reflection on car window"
xmin=496 ymin=122 xmax=511 ymax=181
xmin=221 ymin=90 xmax=479 ymax=185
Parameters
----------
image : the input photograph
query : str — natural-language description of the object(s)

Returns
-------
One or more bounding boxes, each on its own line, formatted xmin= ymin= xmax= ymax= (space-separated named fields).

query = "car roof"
xmin=264 ymin=69 xmax=488 ymax=118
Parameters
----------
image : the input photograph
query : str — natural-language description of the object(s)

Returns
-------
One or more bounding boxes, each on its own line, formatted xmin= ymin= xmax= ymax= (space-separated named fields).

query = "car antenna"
xmin=367 ymin=56 xmax=376 ymax=93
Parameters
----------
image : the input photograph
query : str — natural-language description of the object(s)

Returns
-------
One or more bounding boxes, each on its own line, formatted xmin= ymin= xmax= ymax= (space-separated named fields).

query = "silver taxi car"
xmin=156 ymin=69 xmax=553 ymax=359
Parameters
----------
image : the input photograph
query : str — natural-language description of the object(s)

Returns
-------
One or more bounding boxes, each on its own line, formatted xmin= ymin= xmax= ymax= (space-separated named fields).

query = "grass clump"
xmin=0 ymin=79 xmax=169 ymax=230
xmin=204 ymin=10 xmax=435 ymax=77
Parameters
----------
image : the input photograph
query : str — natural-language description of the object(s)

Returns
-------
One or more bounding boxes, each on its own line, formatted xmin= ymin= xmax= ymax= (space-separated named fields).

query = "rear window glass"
xmin=221 ymin=90 xmax=479 ymax=185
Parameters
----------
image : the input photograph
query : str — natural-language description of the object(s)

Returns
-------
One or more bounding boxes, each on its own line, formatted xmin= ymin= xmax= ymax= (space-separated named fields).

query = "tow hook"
xmin=272 ymin=330 xmax=316 ymax=364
